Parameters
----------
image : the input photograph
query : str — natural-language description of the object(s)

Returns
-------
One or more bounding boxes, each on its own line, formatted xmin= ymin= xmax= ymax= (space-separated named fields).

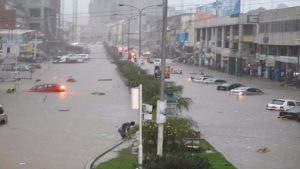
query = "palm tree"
xmin=176 ymin=97 xmax=192 ymax=114
xmin=165 ymin=82 xmax=192 ymax=115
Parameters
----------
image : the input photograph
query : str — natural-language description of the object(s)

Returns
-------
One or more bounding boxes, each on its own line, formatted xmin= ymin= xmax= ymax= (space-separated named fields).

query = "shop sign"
xmin=266 ymin=56 xmax=275 ymax=67
xmin=276 ymin=56 xmax=298 ymax=64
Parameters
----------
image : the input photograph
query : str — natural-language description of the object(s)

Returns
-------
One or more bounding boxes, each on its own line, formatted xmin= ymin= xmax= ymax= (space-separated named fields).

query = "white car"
xmin=78 ymin=54 xmax=90 ymax=61
xmin=266 ymin=99 xmax=300 ymax=111
xmin=202 ymin=78 xmax=227 ymax=84
xmin=192 ymin=76 xmax=210 ymax=83
xmin=229 ymin=87 xmax=264 ymax=96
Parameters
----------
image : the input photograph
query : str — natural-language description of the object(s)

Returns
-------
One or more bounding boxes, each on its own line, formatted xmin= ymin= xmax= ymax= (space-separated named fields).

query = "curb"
xmin=86 ymin=140 xmax=126 ymax=169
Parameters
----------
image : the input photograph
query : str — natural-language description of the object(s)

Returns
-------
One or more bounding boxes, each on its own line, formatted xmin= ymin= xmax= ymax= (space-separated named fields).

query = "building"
xmin=0 ymin=0 xmax=16 ymax=29
xmin=255 ymin=6 xmax=300 ymax=81
xmin=4 ymin=0 xmax=61 ymax=41
xmin=194 ymin=13 xmax=257 ymax=76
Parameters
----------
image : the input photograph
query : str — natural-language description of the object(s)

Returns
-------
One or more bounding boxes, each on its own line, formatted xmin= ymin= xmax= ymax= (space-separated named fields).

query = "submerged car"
xmin=217 ymin=83 xmax=244 ymax=91
xmin=202 ymin=78 xmax=227 ymax=84
xmin=278 ymin=106 xmax=300 ymax=121
xmin=28 ymin=83 xmax=66 ymax=92
xmin=266 ymin=99 xmax=300 ymax=111
xmin=188 ymin=74 xmax=213 ymax=81
xmin=229 ymin=87 xmax=264 ymax=96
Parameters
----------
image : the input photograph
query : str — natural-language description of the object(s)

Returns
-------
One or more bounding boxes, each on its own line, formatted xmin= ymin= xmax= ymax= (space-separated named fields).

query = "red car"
xmin=28 ymin=83 xmax=66 ymax=92
xmin=32 ymin=63 xmax=41 ymax=69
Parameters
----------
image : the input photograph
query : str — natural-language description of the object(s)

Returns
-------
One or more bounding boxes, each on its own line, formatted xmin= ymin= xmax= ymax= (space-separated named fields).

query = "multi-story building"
xmin=5 ymin=0 xmax=61 ymax=41
xmin=255 ymin=6 xmax=300 ymax=81
xmin=0 ymin=0 xmax=16 ymax=29
xmin=194 ymin=13 xmax=257 ymax=76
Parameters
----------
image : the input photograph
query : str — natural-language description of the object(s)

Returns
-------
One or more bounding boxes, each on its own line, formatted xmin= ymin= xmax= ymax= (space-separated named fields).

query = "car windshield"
xmin=271 ymin=100 xmax=285 ymax=105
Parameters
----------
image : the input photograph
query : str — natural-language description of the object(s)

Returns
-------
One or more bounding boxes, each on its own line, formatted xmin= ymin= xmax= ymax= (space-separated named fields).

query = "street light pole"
xmin=157 ymin=0 xmax=168 ymax=157
xmin=138 ymin=10 xmax=142 ymax=59
xmin=128 ymin=19 xmax=131 ymax=54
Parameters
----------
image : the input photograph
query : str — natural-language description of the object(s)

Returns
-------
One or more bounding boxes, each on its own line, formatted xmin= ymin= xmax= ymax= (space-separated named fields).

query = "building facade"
xmin=194 ymin=14 xmax=257 ymax=76
xmin=255 ymin=6 xmax=300 ymax=81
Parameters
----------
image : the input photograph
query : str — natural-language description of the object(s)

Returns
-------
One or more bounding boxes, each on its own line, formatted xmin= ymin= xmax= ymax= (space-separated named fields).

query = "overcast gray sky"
xmin=64 ymin=0 xmax=300 ymax=24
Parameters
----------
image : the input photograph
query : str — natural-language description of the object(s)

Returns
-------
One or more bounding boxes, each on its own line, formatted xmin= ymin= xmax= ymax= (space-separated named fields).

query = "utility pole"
xmin=72 ymin=0 xmax=78 ymax=43
xmin=157 ymin=0 xmax=168 ymax=156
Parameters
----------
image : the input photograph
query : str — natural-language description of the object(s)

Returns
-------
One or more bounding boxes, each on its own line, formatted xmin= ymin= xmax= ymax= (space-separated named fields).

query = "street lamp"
xmin=118 ymin=4 xmax=162 ymax=169
xmin=118 ymin=3 xmax=162 ymax=60
xmin=112 ymin=13 xmax=137 ymax=58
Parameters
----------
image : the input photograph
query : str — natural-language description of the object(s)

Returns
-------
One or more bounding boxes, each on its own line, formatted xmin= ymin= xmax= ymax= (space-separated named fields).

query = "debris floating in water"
xmin=98 ymin=78 xmax=112 ymax=81
xmin=91 ymin=92 xmax=105 ymax=96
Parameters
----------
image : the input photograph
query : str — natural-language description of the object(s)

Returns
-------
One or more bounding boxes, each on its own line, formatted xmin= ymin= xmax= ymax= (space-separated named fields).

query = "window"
xmin=29 ymin=8 xmax=41 ymax=17
xmin=29 ymin=23 xmax=41 ymax=30
xmin=287 ymin=101 xmax=295 ymax=106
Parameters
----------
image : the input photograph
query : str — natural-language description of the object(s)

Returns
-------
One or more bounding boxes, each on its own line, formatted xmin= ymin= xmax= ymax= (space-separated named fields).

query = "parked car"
xmin=171 ymin=68 xmax=182 ymax=74
xmin=217 ymin=83 xmax=245 ymax=91
xmin=192 ymin=76 xmax=210 ymax=83
xmin=266 ymin=99 xmax=300 ymax=111
xmin=28 ymin=83 xmax=66 ymax=92
xmin=13 ymin=64 xmax=31 ymax=71
xmin=229 ymin=87 xmax=264 ymax=96
xmin=32 ymin=63 xmax=41 ymax=69
xmin=153 ymin=58 xmax=161 ymax=66
xmin=278 ymin=106 xmax=300 ymax=121
xmin=188 ymin=74 xmax=213 ymax=81
xmin=0 ymin=105 xmax=7 ymax=125
xmin=202 ymin=78 xmax=227 ymax=84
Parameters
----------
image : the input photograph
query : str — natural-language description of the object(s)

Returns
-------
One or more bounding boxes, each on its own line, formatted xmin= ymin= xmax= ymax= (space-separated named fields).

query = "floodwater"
xmin=142 ymin=62 xmax=300 ymax=169
xmin=0 ymin=45 xmax=138 ymax=169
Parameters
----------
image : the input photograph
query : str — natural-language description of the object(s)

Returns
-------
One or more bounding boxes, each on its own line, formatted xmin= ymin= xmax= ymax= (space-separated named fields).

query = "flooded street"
xmin=142 ymin=62 xmax=300 ymax=169
xmin=1 ymin=45 xmax=300 ymax=169
xmin=0 ymin=45 xmax=138 ymax=169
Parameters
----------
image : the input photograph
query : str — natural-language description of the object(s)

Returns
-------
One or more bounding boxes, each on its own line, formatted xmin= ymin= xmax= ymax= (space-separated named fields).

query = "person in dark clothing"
xmin=118 ymin=121 xmax=135 ymax=139
xmin=0 ymin=105 xmax=3 ymax=114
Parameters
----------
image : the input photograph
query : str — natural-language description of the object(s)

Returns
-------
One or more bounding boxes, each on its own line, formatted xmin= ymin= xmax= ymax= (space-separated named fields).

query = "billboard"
xmin=218 ymin=0 xmax=241 ymax=16
xmin=196 ymin=2 xmax=217 ymax=20
xmin=196 ymin=0 xmax=241 ymax=20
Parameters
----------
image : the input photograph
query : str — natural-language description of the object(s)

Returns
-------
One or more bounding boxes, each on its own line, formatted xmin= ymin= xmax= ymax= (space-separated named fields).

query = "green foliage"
xmin=115 ymin=60 xmax=160 ymax=105
xmin=143 ymin=154 xmax=211 ymax=169
xmin=143 ymin=117 xmax=201 ymax=154
xmin=176 ymin=97 xmax=193 ymax=113
xmin=195 ymin=152 xmax=237 ymax=169
xmin=95 ymin=147 xmax=138 ymax=169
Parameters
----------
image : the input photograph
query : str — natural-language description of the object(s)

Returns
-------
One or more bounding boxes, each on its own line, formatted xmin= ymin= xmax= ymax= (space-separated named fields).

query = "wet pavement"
xmin=0 ymin=45 xmax=138 ymax=169
xmin=142 ymin=62 xmax=300 ymax=169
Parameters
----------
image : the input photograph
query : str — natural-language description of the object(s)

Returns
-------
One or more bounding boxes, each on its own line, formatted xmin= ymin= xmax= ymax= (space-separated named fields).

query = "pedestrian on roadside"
xmin=118 ymin=121 xmax=135 ymax=139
